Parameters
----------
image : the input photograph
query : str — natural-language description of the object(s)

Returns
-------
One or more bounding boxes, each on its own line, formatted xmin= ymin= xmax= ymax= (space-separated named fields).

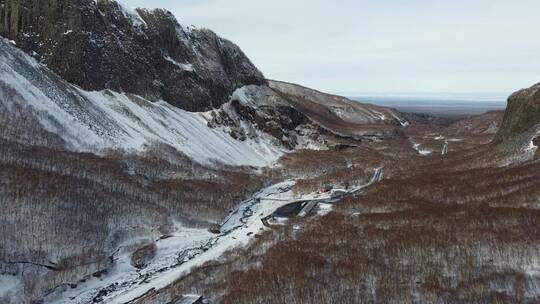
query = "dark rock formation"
xmin=496 ymin=83 xmax=540 ymax=143
xmin=131 ymin=243 xmax=157 ymax=269
xmin=207 ymin=81 xmax=407 ymax=151
xmin=495 ymin=83 xmax=540 ymax=162
xmin=0 ymin=0 xmax=265 ymax=111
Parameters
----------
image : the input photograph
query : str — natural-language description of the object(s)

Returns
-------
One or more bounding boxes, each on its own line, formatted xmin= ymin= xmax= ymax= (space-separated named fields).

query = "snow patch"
xmin=80 ymin=91 xmax=286 ymax=166
xmin=413 ymin=143 xmax=432 ymax=156
xmin=317 ymin=203 xmax=333 ymax=216
xmin=0 ymin=275 xmax=21 ymax=297
xmin=391 ymin=113 xmax=409 ymax=127
xmin=526 ymin=140 xmax=538 ymax=155
xmin=164 ymin=56 xmax=194 ymax=72
xmin=231 ymin=86 xmax=254 ymax=107
xmin=48 ymin=225 xmax=214 ymax=304
xmin=115 ymin=0 xmax=147 ymax=28
xmin=372 ymin=111 xmax=386 ymax=120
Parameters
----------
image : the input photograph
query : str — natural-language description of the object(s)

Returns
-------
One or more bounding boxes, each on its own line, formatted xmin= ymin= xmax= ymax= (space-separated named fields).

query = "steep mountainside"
xmin=0 ymin=34 xmax=276 ymax=303
xmin=0 ymin=17 xmax=408 ymax=302
xmin=496 ymin=83 xmax=540 ymax=141
xmin=495 ymin=83 xmax=540 ymax=163
xmin=0 ymin=33 xmax=408 ymax=167
xmin=268 ymin=80 xmax=408 ymax=136
xmin=0 ymin=0 xmax=265 ymax=111
xmin=0 ymin=38 xmax=283 ymax=167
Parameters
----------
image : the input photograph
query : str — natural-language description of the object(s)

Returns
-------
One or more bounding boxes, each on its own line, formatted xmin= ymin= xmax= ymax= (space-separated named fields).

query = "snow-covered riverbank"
xmin=48 ymin=181 xmax=296 ymax=304
xmin=48 ymin=168 xmax=383 ymax=303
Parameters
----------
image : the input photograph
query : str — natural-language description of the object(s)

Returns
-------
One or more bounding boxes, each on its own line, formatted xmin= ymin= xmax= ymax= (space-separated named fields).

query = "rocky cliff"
xmin=495 ymin=83 xmax=540 ymax=163
xmin=0 ymin=0 xmax=265 ymax=111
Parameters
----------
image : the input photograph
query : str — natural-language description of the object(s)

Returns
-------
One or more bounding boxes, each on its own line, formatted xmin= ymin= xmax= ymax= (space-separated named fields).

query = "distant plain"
xmin=351 ymin=94 xmax=507 ymax=117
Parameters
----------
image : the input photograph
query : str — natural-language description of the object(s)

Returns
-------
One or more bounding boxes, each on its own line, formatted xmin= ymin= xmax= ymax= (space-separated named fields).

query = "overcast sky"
xmin=125 ymin=0 xmax=540 ymax=97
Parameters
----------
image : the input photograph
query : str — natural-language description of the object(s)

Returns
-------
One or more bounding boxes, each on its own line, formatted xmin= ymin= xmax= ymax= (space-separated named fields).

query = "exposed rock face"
xmin=131 ymin=243 xmax=157 ymax=269
xmin=496 ymin=83 xmax=540 ymax=142
xmin=0 ymin=0 xmax=265 ymax=111
xmin=207 ymin=81 xmax=407 ymax=150
xmin=495 ymin=83 xmax=540 ymax=163
xmin=0 ymin=37 xmax=284 ymax=167
xmin=208 ymin=84 xmax=314 ymax=150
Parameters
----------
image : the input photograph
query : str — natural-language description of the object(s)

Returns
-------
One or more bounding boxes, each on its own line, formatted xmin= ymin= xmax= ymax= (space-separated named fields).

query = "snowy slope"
xmin=0 ymin=38 xmax=284 ymax=167
xmin=269 ymin=80 xmax=409 ymax=126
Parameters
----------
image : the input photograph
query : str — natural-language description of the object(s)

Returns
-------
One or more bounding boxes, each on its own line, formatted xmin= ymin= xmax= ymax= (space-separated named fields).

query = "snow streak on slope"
xmin=80 ymin=91 xmax=285 ymax=166
xmin=0 ymin=39 xmax=284 ymax=167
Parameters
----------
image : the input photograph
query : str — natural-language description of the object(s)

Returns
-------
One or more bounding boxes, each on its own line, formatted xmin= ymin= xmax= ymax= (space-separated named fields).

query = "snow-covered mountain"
xmin=0 ymin=36 xmax=407 ymax=167
xmin=0 ymin=38 xmax=285 ymax=167
xmin=0 ymin=0 xmax=265 ymax=111
xmin=0 ymin=1 xmax=410 ymax=303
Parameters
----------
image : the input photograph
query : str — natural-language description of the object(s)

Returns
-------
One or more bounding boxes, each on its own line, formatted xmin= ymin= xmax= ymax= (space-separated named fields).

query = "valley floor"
xmin=47 ymin=166 xmax=385 ymax=303
xmin=121 ymin=111 xmax=540 ymax=304
xmin=2 ymin=62 xmax=536 ymax=303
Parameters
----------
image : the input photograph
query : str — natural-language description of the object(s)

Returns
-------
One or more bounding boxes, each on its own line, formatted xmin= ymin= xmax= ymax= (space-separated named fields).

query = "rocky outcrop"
xmin=131 ymin=243 xmax=157 ymax=269
xmin=496 ymin=83 xmax=540 ymax=142
xmin=0 ymin=0 xmax=265 ymax=111
xmin=206 ymin=81 xmax=408 ymax=151
xmin=495 ymin=83 xmax=540 ymax=163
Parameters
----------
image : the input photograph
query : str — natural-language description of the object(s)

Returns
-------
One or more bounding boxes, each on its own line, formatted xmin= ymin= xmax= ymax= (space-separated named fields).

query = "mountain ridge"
xmin=0 ymin=0 xmax=265 ymax=111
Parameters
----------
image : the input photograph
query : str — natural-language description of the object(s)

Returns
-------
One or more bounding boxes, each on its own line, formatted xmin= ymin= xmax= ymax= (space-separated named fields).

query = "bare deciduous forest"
xmin=0 ymin=136 xmax=265 ymax=300
xmin=136 ymin=112 xmax=540 ymax=304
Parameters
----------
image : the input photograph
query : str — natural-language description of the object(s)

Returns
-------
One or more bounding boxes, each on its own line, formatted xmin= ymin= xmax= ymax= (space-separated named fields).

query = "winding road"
xmin=271 ymin=166 xmax=384 ymax=219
